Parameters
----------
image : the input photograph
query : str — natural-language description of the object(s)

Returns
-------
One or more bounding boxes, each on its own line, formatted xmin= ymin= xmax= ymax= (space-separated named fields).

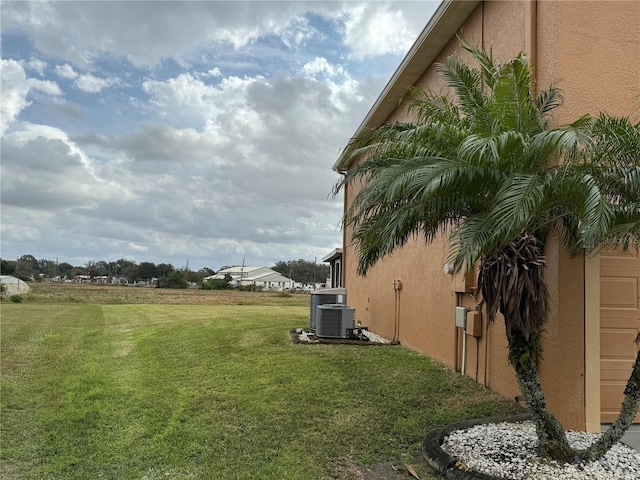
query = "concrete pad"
xmin=601 ymin=424 xmax=640 ymax=452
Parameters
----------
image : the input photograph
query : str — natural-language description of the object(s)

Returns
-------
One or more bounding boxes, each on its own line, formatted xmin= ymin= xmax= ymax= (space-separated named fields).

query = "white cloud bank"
xmin=1 ymin=59 xmax=62 ymax=135
xmin=0 ymin=1 xmax=439 ymax=269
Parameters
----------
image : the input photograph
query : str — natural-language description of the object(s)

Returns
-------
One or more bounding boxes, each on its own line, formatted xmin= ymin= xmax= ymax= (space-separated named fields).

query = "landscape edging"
xmin=422 ymin=413 xmax=531 ymax=480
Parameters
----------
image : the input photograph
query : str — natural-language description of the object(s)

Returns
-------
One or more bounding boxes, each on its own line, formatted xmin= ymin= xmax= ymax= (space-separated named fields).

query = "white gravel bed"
xmin=441 ymin=421 xmax=640 ymax=479
xmin=355 ymin=329 xmax=390 ymax=343
xmin=295 ymin=328 xmax=390 ymax=344
xmin=295 ymin=329 xmax=312 ymax=342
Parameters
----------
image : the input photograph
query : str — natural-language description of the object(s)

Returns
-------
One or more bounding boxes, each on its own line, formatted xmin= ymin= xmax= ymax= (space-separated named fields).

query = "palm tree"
xmin=334 ymin=41 xmax=640 ymax=463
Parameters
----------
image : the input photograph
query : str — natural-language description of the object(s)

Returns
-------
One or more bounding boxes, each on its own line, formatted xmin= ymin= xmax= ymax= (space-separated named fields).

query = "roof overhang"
xmin=322 ymin=248 xmax=343 ymax=263
xmin=333 ymin=0 xmax=479 ymax=173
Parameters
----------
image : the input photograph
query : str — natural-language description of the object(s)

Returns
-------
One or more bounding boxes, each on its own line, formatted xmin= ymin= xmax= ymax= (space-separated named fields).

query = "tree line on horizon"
xmin=0 ymin=255 xmax=329 ymax=286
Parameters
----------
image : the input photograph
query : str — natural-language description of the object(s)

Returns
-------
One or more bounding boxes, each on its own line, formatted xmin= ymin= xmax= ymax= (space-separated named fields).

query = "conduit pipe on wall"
xmin=480 ymin=2 xmax=486 ymax=382
xmin=454 ymin=292 xmax=461 ymax=372
xmin=484 ymin=315 xmax=489 ymax=387
xmin=341 ymin=180 xmax=348 ymax=290
xmin=526 ymin=0 xmax=537 ymax=82
xmin=461 ymin=327 xmax=467 ymax=375
xmin=392 ymin=279 xmax=402 ymax=342
xmin=475 ymin=331 xmax=480 ymax=382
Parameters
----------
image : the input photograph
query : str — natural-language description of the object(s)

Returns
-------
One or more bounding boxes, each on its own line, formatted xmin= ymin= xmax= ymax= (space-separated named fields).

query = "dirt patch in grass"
xmin=343 ymin=462 xmax=405 ymax=479
xmin=336 ymin=460 xmax=441 ymax=479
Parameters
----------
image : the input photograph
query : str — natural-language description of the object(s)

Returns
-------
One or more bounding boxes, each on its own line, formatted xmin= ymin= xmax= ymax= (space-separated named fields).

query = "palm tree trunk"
xmin=510 ymin=328 xmax=640 ymax=463
xmin=508 ymin=330 xmax=577 ymax=463
xmin=579 ymin=348 xmax=640 ymax=461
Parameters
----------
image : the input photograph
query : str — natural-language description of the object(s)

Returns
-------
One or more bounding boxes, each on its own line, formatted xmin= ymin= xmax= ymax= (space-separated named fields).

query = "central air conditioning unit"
xmin=316 ymin=304 xmax=355 ymax=338
xmin=310 ymin=288 xmax=346 ymax=330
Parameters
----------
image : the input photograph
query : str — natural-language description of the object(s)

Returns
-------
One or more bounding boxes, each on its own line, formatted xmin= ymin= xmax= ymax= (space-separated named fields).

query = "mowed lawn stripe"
xmin=1 ymin=303 xmax=521 ymax=479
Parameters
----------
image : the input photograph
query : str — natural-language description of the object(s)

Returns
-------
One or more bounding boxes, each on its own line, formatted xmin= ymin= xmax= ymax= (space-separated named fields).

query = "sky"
xmin=1 ymin=0 xmax=439 ymax=271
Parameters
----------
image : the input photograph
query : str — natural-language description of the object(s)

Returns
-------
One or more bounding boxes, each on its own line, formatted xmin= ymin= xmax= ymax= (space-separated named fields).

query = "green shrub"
xmin=237 ymin=284 xmax=263 ymax=292
xmin=200 ymin=274 xmax=232 ymax=290
xmin=157 ymin=271 xmax=188 ymax=289
xmin=10 ymin=295 xmax=23 ymax=303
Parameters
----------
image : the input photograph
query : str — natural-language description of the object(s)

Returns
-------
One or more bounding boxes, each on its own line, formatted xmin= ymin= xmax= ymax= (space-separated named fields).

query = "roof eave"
xmin=322 ymin=248 xmax=343 ymax=263
xmin=332 ymin=0 xmax=479 ymax=173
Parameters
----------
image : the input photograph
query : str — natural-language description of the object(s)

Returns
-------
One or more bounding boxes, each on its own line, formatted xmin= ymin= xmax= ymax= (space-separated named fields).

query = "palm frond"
xmin=536 ymin=84 xmax=563 ymax=128
xmin=436 ymin=54 xmax=491 ymax=132
xmin=459 ymin=37 xmax=498 ymax=89
xmin=458 ymin=131 xmax=532 ymax=170
xmin=530 ymin=115 xmax=593 ymax=160
xmin=447 ymin=213 xmax=498 ymax=274
xmin=335 ymin=43 xmax=640 ymax=281
xmin=487 ymin=53 xmax=539 ymax=133
xmin=406 ymin=87 xmax=464 ymax=127
xmin=488 ymin=174 xmax=549 ymax=236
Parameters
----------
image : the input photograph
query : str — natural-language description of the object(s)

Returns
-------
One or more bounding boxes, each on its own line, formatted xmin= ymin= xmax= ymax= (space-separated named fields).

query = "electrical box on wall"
xmin=455 ymin=307 xmax=468 ymax=328
xmin=451 ymin=266 xmax=478 ymax=293
xmin=452 ymin=273 xmax=466 ymax=293
xmin=466 ymin=311 xmax=482 ymax=337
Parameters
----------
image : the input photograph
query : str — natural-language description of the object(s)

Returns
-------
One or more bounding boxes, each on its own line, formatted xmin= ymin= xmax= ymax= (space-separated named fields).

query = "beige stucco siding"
xmin=341 ymin=0 xmax=639 ymax=432
xmin=538 ymin=1 xmax=640 ymax=124
xmin=344 ymin=180 xmax=457 ymax=364
xmin=536 ymin=0 xmax=640 ymax=428
xmin=540 ymin=241 xmax=586 ymax=430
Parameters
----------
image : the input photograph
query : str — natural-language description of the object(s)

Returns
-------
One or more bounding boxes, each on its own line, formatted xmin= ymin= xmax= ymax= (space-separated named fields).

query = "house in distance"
xmin=204 ymin=266 xmax=294 ymax=291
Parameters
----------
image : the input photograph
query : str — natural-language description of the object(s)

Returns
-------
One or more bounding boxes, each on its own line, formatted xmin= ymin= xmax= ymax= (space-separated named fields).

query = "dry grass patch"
xmin=22 ymin=282 xmax=310 ymax=306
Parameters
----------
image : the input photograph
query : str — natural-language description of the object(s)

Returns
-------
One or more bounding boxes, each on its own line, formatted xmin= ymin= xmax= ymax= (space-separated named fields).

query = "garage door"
xmin=600 ymin=247 xmax=640 ymax=423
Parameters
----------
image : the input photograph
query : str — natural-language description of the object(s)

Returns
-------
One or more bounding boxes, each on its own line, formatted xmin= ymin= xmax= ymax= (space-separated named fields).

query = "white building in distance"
xmin=204 ymin=266 xmax=294 ymax=291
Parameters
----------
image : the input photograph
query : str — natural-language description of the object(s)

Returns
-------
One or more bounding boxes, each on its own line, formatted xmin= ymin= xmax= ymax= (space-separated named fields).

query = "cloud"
xmin=0 ymin=1 xmax=439 ymax=269
xmin=1 ymin=48 xmax=386 ymax=266
xmin=128 ymin=243 xmax=148 ymax=252
xmin=55 ymin=64 xmax=117 ymax=92
xmin=1 ymin=123 xmax=129 ymax=209
xmin=75 ymin=73 xmax=118 ymax=93
xmin=25 ymin=57 xmax=47 ymax=75
xmin=36 ymin=64 xmax=365 ymax=265
xmin=301 ymin=57 xmax=346 ymax=79
xmin=203 ymin=67 xmax=222 ymax=78
xmin=1 ymin=1 xmax=437 ymax=67
xmin=115 ymin=123 xmax=229 ymax=163
xmin=55 ymin=63 xmax=78 ymax=79
xmin=30 ymin=77 xmax=63 ymax=96
xmin=340 ymin=3 xmax=416 ymax=59
xmin=1 ymin=59 xmax=35 ymax=119
xmin=1 ymin=59 xmax=63 ymax=135
xmin=142 ymin=73 xmax=229 ymax=124
xmin=1 ymin=1 xmax=319 ymax=68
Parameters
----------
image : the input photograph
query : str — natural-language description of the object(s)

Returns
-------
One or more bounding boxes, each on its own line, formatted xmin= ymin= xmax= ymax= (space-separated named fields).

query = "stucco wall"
xmin=535 ymin=0 xmax=640 ymax=429
xmin=341 ymin=0 xmax=639 ymax=432
xmin=537 ymin=1 xmax=640 ymax=123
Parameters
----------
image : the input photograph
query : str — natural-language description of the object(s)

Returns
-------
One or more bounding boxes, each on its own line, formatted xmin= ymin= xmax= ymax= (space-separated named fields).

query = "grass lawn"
xmin=1 ymin=285 xmax=522 ymax=479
